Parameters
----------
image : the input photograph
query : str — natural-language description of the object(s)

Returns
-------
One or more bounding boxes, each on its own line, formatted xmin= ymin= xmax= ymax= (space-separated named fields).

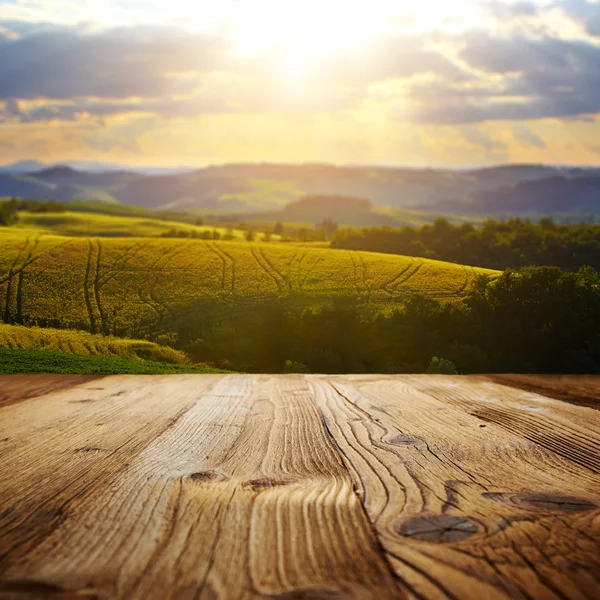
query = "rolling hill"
xmin=433 ymin=174 xmax=600 ymax=214
xmin=13 ymin=211 xmax=254 ymax=239
xmin=0 ymin=323 xmax=187 ymax=363
xmin=0 ymin=231 xmax=498 ymax=337
xmin=1 ymin=162 xmax=599 ymax=217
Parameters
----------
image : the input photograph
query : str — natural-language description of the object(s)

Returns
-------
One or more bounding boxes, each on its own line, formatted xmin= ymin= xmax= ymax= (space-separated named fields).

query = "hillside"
xmin=13 ymin=211 xmax=253 ymax=239
xmin=0 ymin=231 xmax=497 ymax=336
xmin=0 ymin=323 xmax=187 ymax=363
xmin=0 ymin=348 xmax=231 ymax=374
xmin=1 ymin=162 xmax=599 ymax=216
xmin=434 ymin=174 xmax=600 ymax=214
xmin=230 ymin=195 xmax=399 ymax=227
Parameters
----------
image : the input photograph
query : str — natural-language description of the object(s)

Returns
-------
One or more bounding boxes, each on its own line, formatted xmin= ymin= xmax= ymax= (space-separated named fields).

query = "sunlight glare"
xmin=281 ymin=56 xmax=308 ymax=79
xmin=227 ymin=0 xmax=394 ymax=57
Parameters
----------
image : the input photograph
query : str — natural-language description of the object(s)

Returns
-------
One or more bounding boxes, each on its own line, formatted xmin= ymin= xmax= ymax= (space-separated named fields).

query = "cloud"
xmin=0 ymin=23 xmax=20 ymax=40
xmin=2 ymin=10 xmax=600 ymax=129
xmin=310 ymin=35 xmax=464 ymax=87
xmin=407 ymin=32 xmax=600 ymax=124
xmin=513 ymin=124 xmax=547 ymax=148
xmin=0 ymin=23 xmax=230 ymax=100
xmin=556 ymin=0 xmax=600 ymax=36
xmin=460 ymin=125 xmax=506 ymax=153
xmin=483 ymin=1 xmax=540 ymax=20
xmin=0 ymin=22 xmax=468 ymax=122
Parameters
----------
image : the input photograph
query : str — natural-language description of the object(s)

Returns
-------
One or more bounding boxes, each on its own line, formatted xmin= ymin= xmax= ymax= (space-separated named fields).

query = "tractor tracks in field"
xmin=458 ymin=266 xmax=475 ymax=294
xmin=382 ymin=259 xmax=423 ymax=296
xmin=1 ymin=236 xmax=62 ymax=324
xmin=431 ymin=266 xmax=477 ymax=301
xmin=297 ymin=253 xmax=325 ymax=293
xmin=2 ymin=237 xmax=35 ymax=322
xmin=348 ymin=251 xmax=374 ymax=303
xmin=289 ymin=251 xmax=324 ymax=294
xmin=207 ymin=243 xmax=236 ymax=298
xmin=137 ymin=243 xmax=192 ymax=317
xmin=93 ymin=241 xmax=107 ymax=335
xmin=83 ymin=240 xmax=146 ymax=334
xmin=83 ymin=241 xmax=98 ymax=333
xmin=348 ymin=252 xmax=362 ymax=296
xmin=250 ymin=247 xmax=290 ymax=296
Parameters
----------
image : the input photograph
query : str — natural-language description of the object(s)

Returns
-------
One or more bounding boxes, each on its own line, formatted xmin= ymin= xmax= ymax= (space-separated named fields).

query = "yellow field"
xmin=14 ymin=211 xmax=257 ymax=239
xmin=0 ymin=323 xmax=188 ymax=363
xmin=0 ymin=230 xmax=498 ymax=334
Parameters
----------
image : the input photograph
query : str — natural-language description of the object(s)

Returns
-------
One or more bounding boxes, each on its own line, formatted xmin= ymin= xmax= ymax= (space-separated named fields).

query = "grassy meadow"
xmin=13 ymin=210 xmax=255 ymax=239
xmin=0 ymin=323 xmax=188 ymax=363
xmin=0 ymin=348 xmax=232 ymax=374
xmin=0 ymin=230 xmax=497 ymax=336
xmin=1 ymin=205 xmax=599 ymax=374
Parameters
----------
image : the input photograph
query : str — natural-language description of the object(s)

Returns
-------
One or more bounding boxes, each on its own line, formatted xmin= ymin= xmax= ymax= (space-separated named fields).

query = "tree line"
xmin=331 ymin=218 xmax=600 ymax=271
xmin=129 ymin=266 xmax=600 ymax=375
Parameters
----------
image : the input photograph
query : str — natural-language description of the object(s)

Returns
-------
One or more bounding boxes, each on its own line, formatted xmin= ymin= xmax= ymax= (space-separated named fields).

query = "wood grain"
xmin=483 ymin=375 xmax=600 ymax=411
xmin=310 ymin=375 xmax=600 ymax=600
xmin=0 ymin=375 xmax=221 ymax=571
xmin=0 ymin=374 xmax=599 ymax=599
xmin=0 ymin=374 xmax=102 ymax=408
xmin=0 ymin=375 xmax=402 ymax=599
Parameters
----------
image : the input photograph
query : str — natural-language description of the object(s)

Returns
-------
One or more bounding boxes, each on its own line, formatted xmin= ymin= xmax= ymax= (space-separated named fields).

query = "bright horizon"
xmin=1 ymin=0 xmax=600 ymax=167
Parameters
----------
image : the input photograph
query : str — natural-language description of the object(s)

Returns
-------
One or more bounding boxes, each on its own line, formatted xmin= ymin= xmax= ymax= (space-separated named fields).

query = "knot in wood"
xmin=484 ymin=492 xmax=597 ymax=512
xmin=397 ymin=514 xmax=478 ymax=543
xmin=242 ymin=478 xmax=291 ymax=491
xmin=74 ymin=447 xmax=106 ymax=454
xmin=388 ymin=436 xmax=422 ymax=446
xmin=189 ymin=471 xmax=227 ymax=483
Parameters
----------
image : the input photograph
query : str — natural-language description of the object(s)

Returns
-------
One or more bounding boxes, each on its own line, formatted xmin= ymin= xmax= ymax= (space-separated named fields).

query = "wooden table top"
xmin=0 ymin=374 xmax=599 ymax=599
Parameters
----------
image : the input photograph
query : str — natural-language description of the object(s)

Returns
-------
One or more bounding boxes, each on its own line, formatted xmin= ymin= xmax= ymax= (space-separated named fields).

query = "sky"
xmin=1 ymin=0 xmax=600 ymax=167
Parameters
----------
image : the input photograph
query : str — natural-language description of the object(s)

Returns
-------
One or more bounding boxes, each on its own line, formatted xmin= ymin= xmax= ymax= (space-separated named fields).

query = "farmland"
xmin=13 ymin=211 xmax=253 ymax=239
xmin=0 ymin=230 xmax=498 ymax=336
xmin=0 ymin=323 xmax=188 ymax=363
xmin=0 ymin=348 xmax=232 ymax=374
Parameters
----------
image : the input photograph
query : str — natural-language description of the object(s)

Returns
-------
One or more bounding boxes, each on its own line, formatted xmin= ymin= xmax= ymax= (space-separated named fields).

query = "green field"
xmin=0 ymin=348 xmax=232 ymax=374
xmin=13 ymin=211 xmax=255 ymax=239
xmin=0 ymin=323 xmax=187 ymax=363
xmin=0 ymin=230 xmax=498 ymax=336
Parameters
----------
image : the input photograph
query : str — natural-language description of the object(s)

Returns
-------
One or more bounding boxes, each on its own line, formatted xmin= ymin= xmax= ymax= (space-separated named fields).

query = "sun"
xmin=227 ymin=0 xmax=394 ymax=58
xmin=280 ymin=56 xmax=308 ymax=79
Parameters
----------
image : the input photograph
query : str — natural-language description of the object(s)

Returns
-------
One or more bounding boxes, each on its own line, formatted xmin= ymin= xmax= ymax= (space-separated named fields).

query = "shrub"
xmin=282 ymin=360 xmax=311 ymax=374
xmin=426 ymin=357 xmax=459 ymax=375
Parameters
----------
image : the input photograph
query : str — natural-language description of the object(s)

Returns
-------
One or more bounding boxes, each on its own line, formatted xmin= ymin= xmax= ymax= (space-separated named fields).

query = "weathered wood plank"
xmin=408 ymin=376 xmax=600 ymax=474
xmin=0 ymin=374 xmax=102 ymax=409
xmin=311 ymin=375 xmax=600 ymax=600
xmin=0 ymin=375 xmax=223 ymax=572
xmin=0 ymin=375 xmax=403 ymax=599
xmin=483 ymin=375 xmax=600 ymax=411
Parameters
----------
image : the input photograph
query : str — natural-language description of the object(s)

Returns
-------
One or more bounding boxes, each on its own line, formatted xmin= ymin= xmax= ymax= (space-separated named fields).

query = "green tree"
xmin=319 ymin=217 xmax=339 ymax=240
xmin=0 ymin=200 xmax=18 ymax=226
xmin=426 ymin=357 xmax=458 ymax=375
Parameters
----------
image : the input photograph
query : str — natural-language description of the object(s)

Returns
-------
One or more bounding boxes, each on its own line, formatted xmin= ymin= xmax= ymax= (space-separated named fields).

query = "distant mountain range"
xmin=0 ymin=162 xmax=599 ymax=218
xmin=0 ymin=161 xmax=195 ymax=176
